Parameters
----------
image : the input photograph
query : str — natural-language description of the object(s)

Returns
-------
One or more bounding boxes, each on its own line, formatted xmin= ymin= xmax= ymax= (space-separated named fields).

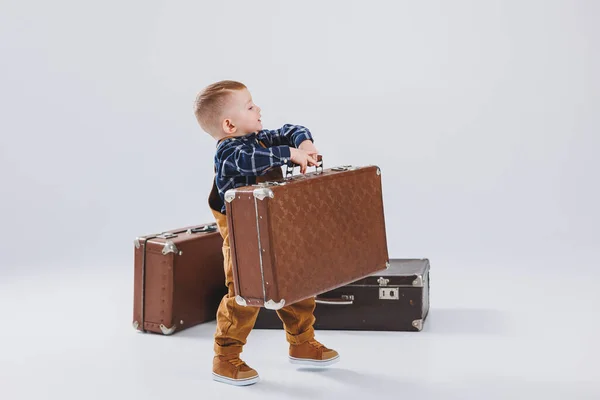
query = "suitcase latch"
xmin=379 ymin=287 xmax=399 ymax=300
xmin=157 ymin=232 xmax=177 ymax=239
xmin=377 ymin=277 xmax=389 ymax=286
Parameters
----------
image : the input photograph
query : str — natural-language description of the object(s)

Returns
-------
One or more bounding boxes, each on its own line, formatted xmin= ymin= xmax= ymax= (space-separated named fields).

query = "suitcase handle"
xmin=187 ymin=224 xmax=217 ymax=234
xmin=315 ymin=295 xmax=354 ymax=305
xmin=285 ymin=154 xmax=323 ymax=179
xmin=152 ymin=223 xmax=218 ymax=239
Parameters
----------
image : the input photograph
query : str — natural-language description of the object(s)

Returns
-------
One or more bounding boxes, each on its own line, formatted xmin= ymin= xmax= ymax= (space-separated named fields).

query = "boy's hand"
xmin=298 ymin=140 xmax=319 ymax=158
xmin=289 ymin=148 xmax=319 ymax=174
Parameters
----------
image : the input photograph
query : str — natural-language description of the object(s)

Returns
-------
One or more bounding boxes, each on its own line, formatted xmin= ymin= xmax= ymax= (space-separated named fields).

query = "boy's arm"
xmin=257 ymin=124 xmax=314 ymax=148
xmin=219 ymin=140 xmax=291 ymax=177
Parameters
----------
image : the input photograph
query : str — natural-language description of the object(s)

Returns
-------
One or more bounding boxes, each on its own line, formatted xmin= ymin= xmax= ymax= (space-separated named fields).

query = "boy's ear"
xmin=222 ymin=119 xmax=236 ymax=134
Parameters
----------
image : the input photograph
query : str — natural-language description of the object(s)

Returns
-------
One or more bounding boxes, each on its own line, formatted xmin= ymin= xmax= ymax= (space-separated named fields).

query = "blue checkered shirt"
xmin=213 ymin=124 xmax=314 ymax=214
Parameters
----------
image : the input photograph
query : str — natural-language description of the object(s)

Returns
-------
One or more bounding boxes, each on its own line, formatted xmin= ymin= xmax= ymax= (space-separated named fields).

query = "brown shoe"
xmin=289 ymin=339 xmax=340 ymax=367
xmin=212 ymin=355 xmax=259 ymax=386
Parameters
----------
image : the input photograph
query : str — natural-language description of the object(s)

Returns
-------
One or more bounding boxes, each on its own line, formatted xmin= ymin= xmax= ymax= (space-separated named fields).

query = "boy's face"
xmin=222 ymin=89 xmax=263 ymax=136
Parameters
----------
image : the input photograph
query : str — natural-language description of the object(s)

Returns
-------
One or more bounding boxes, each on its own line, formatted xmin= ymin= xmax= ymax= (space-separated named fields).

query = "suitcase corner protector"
xmin=161 ymin=241 xmax=180 ymax=255
xmin=225 ymin=189 xmax=237 ymax=203
xmin=264 ymin=299 xmax=285 ymax=310
xmin=412 ymin=319 xmax=423 ymax=331
xmin=132 ymin=320 xmax=140 ymax=331
xmin=412 ymin=275 xmax=424 ymax=287
xmin=235 ymin=295 xmax=248 ymax=306
xmin=160 ymin=324 xmax=176 ymax=335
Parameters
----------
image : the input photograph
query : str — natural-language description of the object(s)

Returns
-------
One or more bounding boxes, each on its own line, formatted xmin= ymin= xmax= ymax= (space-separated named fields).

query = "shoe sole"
xmin=289 ymin=354 xmax=340 ymax=367
xmin=212 ymin=372 xmax=260 ymax=386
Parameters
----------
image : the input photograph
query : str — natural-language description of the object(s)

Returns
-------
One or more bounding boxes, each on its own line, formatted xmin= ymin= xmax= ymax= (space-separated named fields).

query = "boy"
xmin=194 ymin=80 xmax=339 ymax=386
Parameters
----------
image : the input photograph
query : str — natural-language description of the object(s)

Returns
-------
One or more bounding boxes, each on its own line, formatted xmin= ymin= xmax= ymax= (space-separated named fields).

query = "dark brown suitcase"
xmin=253 ymin=258 xmax=430 ymax=331
xmin=132 ymin=223 xmax=226 ymax=335
xmin=224 ymin=162 xmax=389 ymax=310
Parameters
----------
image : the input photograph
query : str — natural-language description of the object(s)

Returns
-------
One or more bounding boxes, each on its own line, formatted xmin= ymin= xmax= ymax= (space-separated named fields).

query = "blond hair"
xmin=193 ymin=80 xmax=247 ymax=136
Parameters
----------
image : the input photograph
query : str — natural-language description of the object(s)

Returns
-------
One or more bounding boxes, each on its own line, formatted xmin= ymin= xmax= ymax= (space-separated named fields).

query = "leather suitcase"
xmin=224 ymin=162 xmax=389 ymax=310
xmin=253 ymin=258 xmax=430 ymax=331
xmin=132 ymin=223 xmax=226 ymax=335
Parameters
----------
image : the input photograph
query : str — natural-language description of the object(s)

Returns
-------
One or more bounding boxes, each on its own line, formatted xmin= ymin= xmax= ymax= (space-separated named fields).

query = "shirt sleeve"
xmin=256 ymin=124 xmax=314 ymax=148
xmin=218 ymin=140 xmax=292 ymax=177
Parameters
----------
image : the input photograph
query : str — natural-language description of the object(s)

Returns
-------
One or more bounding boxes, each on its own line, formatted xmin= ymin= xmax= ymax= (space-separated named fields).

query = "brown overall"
xmin=208 ymin=138 xmax=316 ymax=356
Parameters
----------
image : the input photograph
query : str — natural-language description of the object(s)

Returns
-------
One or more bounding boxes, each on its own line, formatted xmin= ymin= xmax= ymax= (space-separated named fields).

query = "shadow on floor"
xmin=249 ymin=367 xmax=419 ymax=398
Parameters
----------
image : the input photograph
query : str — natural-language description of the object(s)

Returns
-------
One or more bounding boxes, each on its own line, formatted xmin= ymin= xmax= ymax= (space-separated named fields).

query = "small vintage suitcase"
xmin=253 ymin=258 xmax=430 ymax=331
xmin=132 ymin=223 xmax=226 ymax=335
xmin=224 ymin=161 xmax=389 ymax=310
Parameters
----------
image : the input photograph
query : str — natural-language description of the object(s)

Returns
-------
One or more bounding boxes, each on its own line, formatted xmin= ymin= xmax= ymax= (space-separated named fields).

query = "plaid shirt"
xmin=213 ymin=124 xmax=314 ymax=214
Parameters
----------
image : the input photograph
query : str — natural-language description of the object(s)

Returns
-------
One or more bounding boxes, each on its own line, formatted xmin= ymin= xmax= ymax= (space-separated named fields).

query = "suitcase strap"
xmin=139 ymin=234 xmax=158 ymax=333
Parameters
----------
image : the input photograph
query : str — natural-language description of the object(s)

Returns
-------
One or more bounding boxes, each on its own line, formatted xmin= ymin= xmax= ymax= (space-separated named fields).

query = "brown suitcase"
xmin=253 ymin=258 xmax=430 ymax=331
xmin=132 ymin=223 xmax=226 ymax=335
xmin=224 ymin=162 xmax=389 ymax=310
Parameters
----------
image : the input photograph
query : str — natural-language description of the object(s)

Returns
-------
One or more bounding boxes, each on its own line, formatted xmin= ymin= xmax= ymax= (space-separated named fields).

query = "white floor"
xmin=1 ymin=254 xmax=599 ymax=400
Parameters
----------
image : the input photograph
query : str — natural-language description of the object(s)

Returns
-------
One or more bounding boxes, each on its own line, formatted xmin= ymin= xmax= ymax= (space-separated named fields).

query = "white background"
xmin=1 ymin=1 xmax=599 ymax=398
xmin=1 ymin=0 xmax=598 ymax=271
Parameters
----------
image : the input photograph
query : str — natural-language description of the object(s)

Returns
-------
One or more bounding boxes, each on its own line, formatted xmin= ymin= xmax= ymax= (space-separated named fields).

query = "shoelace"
xmin=308 ymin=340 xmax=325 ymax=349
xmin=228 ymin=358 xmax=247 ymax=368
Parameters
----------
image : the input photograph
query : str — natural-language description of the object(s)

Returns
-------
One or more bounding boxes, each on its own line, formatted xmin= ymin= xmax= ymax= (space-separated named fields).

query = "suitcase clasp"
xmin=377 ymin=277 xmax=389 ymax=286
xmin=157 ymin=232 xmax=177 ymax=239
